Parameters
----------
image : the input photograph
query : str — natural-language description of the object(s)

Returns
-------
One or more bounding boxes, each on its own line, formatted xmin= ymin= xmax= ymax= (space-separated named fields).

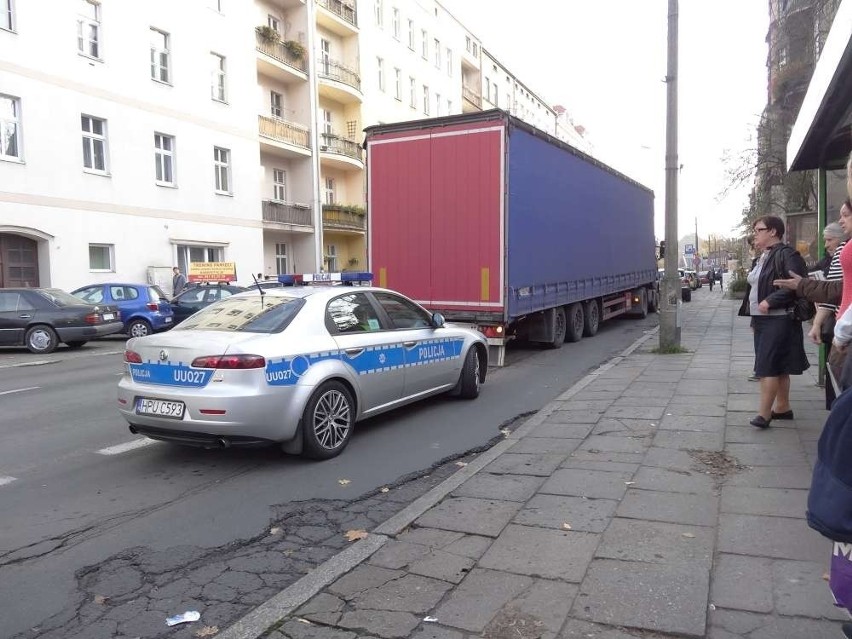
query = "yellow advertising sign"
xmin=188 ymin=262 xmax=237 ymax=283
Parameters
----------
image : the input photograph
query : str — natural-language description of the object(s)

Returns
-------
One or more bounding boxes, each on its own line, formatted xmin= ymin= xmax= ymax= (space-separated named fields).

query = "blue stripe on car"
xmin=128 ymin=362 xmax=214 ymax=387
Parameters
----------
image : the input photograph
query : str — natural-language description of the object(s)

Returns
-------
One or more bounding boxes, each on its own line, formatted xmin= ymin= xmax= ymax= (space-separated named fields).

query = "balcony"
xmin=317 ymin=59 xmax=362 ymax=103
xmin=320 ymin=132 xmax=363 ymax=170
xmin=258 ymin=115 xmax=312 ymax=159
xmin=255 ymin=29 xmax=308 ymax=81
xmin=316 ymin=0 xmax=358 ymax=36
xmin=322 ymin=204 xmax=366 ymax=232
xmin=462 ymin=85 xmax=482 ymax=111
xmin=262 ymin=201 xmax=313 ymax=228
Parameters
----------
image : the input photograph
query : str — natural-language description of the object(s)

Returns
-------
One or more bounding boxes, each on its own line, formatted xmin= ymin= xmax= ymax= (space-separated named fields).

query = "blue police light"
xmin=276 ymin=272 xmax=373 ymax=286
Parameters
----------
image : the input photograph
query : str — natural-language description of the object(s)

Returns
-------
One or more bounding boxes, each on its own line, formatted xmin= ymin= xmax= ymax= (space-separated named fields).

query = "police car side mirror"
xmin=431 ymin=312 xmax=445 ymax=328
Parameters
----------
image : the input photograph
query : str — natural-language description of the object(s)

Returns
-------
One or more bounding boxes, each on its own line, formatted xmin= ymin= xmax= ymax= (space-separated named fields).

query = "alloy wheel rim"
xmin=30 ymin=330 xmax=50 ymax=350
xmin=313 ymin=390 xmax=351 ymax=450
xmin=131 ymin=323 xmax=149 ymax=337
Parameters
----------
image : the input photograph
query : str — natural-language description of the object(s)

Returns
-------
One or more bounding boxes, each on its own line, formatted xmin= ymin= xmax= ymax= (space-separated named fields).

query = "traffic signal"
xmin=659 ymin=240 xmax=666 ymax=258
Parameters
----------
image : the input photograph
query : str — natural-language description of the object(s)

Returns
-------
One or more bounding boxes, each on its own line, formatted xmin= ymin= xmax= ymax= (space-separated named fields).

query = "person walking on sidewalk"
xmin=738 ymin=216 xmax=809 ymax=429
xmin=707 ymin=267 xmax=716 ymax=292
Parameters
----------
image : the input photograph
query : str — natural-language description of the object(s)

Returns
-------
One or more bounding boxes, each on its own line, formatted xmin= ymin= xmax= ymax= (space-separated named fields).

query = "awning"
xmin=787 ymin=0 xmax=852 ymax=171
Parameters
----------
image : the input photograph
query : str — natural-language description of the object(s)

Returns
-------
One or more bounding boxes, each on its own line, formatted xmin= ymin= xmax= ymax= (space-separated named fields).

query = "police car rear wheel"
xmin=302 ymin=381 xmax=354 ymax=459
xmin=458 ymin=348 xmax=481 ymax=399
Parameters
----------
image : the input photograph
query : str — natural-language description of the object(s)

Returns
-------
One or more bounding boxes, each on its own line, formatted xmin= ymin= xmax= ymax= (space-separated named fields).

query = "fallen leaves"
xmin=338 ymin=479 xmax=351 ymax=486
xmin=455 ymin=461 xmax=468 ymax=467
xmin=269 ymin=527 xmax=282 ymax=536
xmin=562 ymin=523 xmax=572 ymax=530
xmin=195 ymin=626 xmax=219 ymax=637
xmin=93 ymin=595 xmax=109 ymax=605
xmin=682 ymin=532 xmax=696 ymax=539
xmin=344 ymin=529 xmax=369 ymax=542
xmin=380 ymin=487 xmax=390 ymax=493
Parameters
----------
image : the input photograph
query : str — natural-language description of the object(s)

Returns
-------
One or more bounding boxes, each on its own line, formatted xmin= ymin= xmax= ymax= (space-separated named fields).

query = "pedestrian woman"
xmin=738 ymin=215 xmax=809 ymax=428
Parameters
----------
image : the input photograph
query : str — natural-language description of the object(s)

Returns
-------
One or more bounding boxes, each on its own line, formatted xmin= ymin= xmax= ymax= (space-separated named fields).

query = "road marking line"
xmin=0 ymin=386 xmax=40 ymax=396
xmin=0 ymin=360 xmax=54 ymax=369
xmin=97 ymin=438 xmax=159 ymax=455
xmin=0 ymin=476 xmax=17 ymax=486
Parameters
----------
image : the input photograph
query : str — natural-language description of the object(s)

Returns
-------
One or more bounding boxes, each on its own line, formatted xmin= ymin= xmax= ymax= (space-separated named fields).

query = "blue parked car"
xmin=72 ymin=283 xmax=174 ymax=337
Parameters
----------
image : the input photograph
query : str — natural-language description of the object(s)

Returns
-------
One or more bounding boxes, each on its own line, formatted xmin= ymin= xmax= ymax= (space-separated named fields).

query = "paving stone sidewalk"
xmin=232 ymin=286 xmax=844 ymax=639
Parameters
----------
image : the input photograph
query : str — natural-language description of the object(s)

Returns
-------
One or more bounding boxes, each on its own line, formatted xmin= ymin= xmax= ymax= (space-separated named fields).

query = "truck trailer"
xmin=365 ymin=110 xmax=658 ymax=366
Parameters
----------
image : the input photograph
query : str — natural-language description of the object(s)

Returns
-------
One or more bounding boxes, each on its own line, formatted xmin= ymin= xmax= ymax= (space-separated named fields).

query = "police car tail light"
xmin=124 ymin=350 xmax=143 ymax=363
xmin=191 ymin=355 xmax=266 ymax=369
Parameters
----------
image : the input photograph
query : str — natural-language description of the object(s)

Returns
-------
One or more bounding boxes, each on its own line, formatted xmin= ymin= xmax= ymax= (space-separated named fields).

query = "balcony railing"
xmin=262 ymin=200 xmax=312 ymax=226
xmin=316 ymin=0 xmax=358 ymax=27
xmin=462 ymin=85 xmax=482 ymax=107
xmin=320 ymin=133 xmax=362 ymax=162
xmin=255 ymin=30 xmax=307 ymax=73
xmin=322 ymin=205 xmax=366 ymax=231
xmin=258 ymin=115 xmax=311 ymax=149
xmin=318 ymin=59 xmax=361 ymax=92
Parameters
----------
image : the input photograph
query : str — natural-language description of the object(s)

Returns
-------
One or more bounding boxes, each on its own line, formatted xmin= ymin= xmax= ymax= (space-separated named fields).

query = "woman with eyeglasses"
xmin=738 ymin=215 xmax=809 ymax=428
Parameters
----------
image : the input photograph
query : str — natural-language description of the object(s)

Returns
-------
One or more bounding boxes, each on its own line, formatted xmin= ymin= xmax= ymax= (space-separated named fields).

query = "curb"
xmin=217 ymin=325 xmax=661 ymax=639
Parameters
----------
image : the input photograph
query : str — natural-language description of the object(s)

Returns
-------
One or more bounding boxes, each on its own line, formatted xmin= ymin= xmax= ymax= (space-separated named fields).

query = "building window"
xmin=422 ymin=85 xmax=429 ymax=115
xmin=435 ymin=92 xmax=441 ymax=116
xmin=213 ymin=146 xmax=231 ymax=193
xmin=434 ymin=39 xmax=440 ymax=68
xmin=493 ymin=84 xmax=499 ymax=107
xmin=150 ymin=28 xmax=171 ymax=83
xmin=77 ymin=0 xmax=101 ymax=59
xmin=210 ymin=52 xmax=226 ymax=102
xmin=0 ymin=94 xmax=22 ymax=161
xmin=446 ymin=48 xmax=453 ymax=76
xmin=447 ymin=98 xmax=452 ymax=114
xmin=267 ymin=14 xmax=280 ymax=34
xmin=407 ymin=19 xmax=414 ymax=50
xmin=273 ymin=168 xmax=287 ymax=201
xmin=81 ymin=115 xmax=107 ymax=172
xmin=409 ymin=76 xmax=416 ymax=108
xmin=325 ymin=244 xmax=338 ymax=272
xmin=2 ymin=0 xmax=14 ymax=31
xmin=377 ymin=57 xmax=385 ymax=91
xmin=154 ymin=133 xmax=175 ymax=185
xmin=394 ymin=68 xmax=401 ymax=101
xmin=346 ymin=120 xmax=357 ymax=138
xmin=392 ymin=7 xmax=399 ymax=39
xmin=324 ymin=177 xmax=335 ymax=204
xmin=270 ymin=91 xmax=282 ymax=118
xmin=421 ymin=30 xmax=428 ymax=59
xmin=89 ymin=244 xmax=114 ymax=271
xmin=322 ymin=109 xmax=332 ymax=135
xmin=275 ymin=242 xmax=288 ymax=274
xmin=374 ymin=0 xmax=383 ymax=27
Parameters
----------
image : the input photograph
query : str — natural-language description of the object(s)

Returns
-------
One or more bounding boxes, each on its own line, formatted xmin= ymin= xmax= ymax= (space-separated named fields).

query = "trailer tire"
xmin=566 ymin=303 xmax=584 ymax=343
xmin=582 ymin=300 xmax=600 ymax=337
xmin=547 ymin=307 xmax=567 ymax=349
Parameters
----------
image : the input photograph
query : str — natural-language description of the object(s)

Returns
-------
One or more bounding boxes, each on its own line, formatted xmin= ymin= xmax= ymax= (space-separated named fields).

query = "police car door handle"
xmin=345 ymin=348 xmax=364 ymax=357
xmin=402 ymin=341 xmax=417 ymax=348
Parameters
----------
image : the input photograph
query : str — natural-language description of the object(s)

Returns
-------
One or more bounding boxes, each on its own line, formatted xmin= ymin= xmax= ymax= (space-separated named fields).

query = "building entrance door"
xmin=0 ymin=234 xmax=39 ymax=288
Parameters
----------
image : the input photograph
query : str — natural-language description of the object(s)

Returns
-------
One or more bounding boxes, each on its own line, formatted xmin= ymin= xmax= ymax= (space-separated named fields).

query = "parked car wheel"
xmin=301 ymin=381 xmax=354 ymax=460
xmin=566 ymin=302 xmax=584 ymax=343
xmin=547 ymin=307 xmax=567 ymax=348
xmin=458 ymin=347 xmax=482 ymax=399
xmin=66 ymin=341 xmax=88 ymax=349
xmin=127 ymin=319 xmax=152 ymax=338
xmin=26 ymin=325 xmax=58 ymax=354
xmin=583 ymin=299 xmax=600 ymax=337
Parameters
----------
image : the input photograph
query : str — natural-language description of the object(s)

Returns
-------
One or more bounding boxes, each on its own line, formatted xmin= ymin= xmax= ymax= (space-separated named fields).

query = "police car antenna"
xmin=251 ymin=273 xmax=266 ymax=305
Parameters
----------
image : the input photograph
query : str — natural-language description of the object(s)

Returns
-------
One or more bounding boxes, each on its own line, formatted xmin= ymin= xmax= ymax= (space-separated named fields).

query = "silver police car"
xmin=117 ymin=285 xmax=487 ymax=459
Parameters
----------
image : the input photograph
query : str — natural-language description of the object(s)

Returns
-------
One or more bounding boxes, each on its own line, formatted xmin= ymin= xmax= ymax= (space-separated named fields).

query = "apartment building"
xmin=0 ymin=0 xmax=589 ymax=290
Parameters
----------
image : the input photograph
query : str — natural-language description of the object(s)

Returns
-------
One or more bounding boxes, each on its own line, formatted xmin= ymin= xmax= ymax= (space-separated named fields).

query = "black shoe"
xmin=750 ymin=415 xmax=771 ymax=429
xmin=771 ymin=410 xmax=794 ymax=420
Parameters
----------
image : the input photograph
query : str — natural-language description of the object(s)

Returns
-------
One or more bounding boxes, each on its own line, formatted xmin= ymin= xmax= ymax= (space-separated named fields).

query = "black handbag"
xmin=773 ymin=248 xmax=816 ymax=322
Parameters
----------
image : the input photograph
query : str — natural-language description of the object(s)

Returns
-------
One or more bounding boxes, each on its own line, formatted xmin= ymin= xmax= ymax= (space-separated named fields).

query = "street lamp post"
xmin=659 ymin=0 xmax=681 ymax=349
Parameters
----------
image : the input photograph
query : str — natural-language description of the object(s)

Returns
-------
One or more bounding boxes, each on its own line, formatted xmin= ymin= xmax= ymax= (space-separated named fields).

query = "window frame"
xmin=325 ymin=243 xmax=338 ymax=272
xmin=446 ymin=48 xmax=453 ymax=76
xmin=422 ymin=85 xmax=429 ymax=115
xmin=273 ymin=168 xmax=287 ymax=202
xmin=270 ymin=91 xmax=283 ymax=118
xmin=434 ymin=38 xmax=440 ymax=68
xmin=213 ymin=146 xmax=231 ymax=194
xmin=275 ymin=242 xmax=288 ymax=274
xmin=210 ymin=52 xmax=227 ymax=102
xmin=81 ymin=114 xmax=108 ymax=174
xmin=149 ymin=27 xmax=171 ymax=84
xmin=407 ymin=19 xmax=414 ymax=50
xmin=77 ymin=0 xmax=101 ymax=60
xmin=393 ymin=67 xmax=402 ymax=101
xmin=154 ymin=132 xmax=176 ymax=186
xmin=377 ymin=56 xmax=385 ymax=92
xmin=324 ymin=177 xmax=335 ymax=205
xmin=409 ymin=76 xmax=416 ymax=108
xmin=2 ymin=0 xmax=14 ymax=32
xmin=88 ymin=243 xmax=115 ymax=272
xmin=421 ymin=29 xmax=428 ymax=59
xmin=0 ymin=94 xmax=22 ymax=162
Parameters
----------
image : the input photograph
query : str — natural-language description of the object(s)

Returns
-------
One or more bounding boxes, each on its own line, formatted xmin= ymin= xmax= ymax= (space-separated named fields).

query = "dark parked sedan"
xmin=170 ymin=283 xmax=247 ymax=325
xmin=0 ymin=288 xmax=124 ymax=353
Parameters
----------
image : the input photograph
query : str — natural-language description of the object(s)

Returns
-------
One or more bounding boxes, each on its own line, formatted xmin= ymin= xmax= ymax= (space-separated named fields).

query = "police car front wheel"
xmin=301 ymin=381 xmax=355 ymax=460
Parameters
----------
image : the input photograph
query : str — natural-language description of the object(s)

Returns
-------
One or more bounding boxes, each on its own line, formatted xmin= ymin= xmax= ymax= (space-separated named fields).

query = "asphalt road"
xmin=0 ymin=316 xmax=657 ymax=637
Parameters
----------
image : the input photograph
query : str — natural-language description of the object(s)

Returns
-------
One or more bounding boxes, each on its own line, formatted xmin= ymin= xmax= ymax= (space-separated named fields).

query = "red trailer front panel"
xmin=368 ymin=120 xmax=504 ymax=315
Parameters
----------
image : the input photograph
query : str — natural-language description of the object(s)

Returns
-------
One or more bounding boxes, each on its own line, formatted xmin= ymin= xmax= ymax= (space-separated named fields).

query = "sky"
xmin=440 ymin=0 xmax=769 ymax=241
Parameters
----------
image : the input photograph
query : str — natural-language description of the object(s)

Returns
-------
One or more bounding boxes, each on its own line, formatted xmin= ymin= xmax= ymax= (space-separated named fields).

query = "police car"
xmin=117 ymin=275 xmax=488 ymax=459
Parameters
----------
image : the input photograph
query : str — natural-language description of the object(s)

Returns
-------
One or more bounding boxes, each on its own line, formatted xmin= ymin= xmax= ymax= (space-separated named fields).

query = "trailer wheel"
xmin=547 ymin=307 xmax=567 ymax=348
xmin=582 ymin=300 xmax=600 ymax=337
xmin=566 ymin=303 xmax=584 ymax=343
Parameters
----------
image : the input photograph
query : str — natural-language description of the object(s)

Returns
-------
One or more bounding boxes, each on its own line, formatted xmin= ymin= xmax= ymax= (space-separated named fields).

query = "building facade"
xmin=0 ymin=0 xmax=589 ymax=290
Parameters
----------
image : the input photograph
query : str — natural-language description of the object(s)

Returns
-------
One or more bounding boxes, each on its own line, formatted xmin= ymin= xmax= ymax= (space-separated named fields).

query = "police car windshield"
xmin=176 ymin=296 xmax=304 ymax=333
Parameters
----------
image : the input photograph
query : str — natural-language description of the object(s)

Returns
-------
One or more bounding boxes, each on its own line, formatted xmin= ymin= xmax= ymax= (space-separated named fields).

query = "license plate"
xmin=136 ymin=398 xmax=185 ymax=419
xmin=103 ymin=313 xmax=115 ymax=321
xmin=164 ymin=317 xmax=173 ymax=323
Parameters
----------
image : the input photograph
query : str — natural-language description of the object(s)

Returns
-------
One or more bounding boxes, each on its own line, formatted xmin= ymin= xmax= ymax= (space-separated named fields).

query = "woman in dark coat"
xmin=738 ymin=215 xmax=809 ymax=428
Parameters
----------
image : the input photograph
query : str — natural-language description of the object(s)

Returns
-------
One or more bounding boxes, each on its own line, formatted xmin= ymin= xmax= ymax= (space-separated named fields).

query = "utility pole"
xmin=659 ymin=0 xmax=681 ymax=349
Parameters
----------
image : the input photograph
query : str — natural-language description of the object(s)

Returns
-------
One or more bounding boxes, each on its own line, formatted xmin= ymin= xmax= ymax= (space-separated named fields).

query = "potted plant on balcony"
xmin=257 ymin=26 xmax=280 ymax=43
xmin=283 ymin=40 xmax=307 ymax=59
